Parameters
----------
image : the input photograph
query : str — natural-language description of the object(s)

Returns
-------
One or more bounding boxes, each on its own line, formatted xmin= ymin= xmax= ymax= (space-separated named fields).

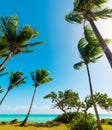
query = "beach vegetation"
xmin=44 ymin=89 xmax=81 ymax=120
xmin=69 ymin=113 xmax=97 ymax=130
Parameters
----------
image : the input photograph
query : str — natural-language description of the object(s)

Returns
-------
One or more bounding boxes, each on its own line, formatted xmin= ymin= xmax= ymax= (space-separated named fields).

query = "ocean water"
xmin=0 ymin=114 xmax=112 ymax=123
xmin=0 ymin=114 xmax=59 ymax=123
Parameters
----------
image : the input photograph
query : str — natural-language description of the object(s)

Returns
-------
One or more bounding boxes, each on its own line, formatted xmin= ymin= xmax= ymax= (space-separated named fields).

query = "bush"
xmin=69 ymin=113 xmax=97 ymax=130
xmin=53 ymin=112 xmax=77 ymax=123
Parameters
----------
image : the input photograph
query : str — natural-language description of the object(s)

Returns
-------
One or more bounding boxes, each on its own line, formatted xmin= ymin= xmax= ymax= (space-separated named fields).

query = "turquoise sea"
xmin=0 ymin=114 xmax=59 ymax=123
xmin=0 ymin=114 xmax=112 ymax=123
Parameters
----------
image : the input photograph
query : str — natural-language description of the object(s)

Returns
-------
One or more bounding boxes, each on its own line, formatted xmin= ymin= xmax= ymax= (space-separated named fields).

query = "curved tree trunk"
xmin=0 ymin=90 xmax=9 ymax=105
xmin=61 ymin=107 xmax=69 ymax=121
xmin=88 ymin=18 xmax=112 ymax=68
xmin=86 ymin=64 xmax=103 ymax=130
xmin=20 ymin=87 xmax=37 ymax=126
xmin=0 ymin=51 xmax=14 ymax=71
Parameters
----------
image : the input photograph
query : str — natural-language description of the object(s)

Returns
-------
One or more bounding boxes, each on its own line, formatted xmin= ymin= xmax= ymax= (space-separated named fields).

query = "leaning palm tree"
xmin=74 ymin=26 xmax=104 ymax=130
xmin=0 ymin=71 xmax=26 ymax=105
xmin=0 ymin=14 xmax=44 ymax=70
xmin=65 ymin=0 xmax=112 ymax=68
xmin=20 ymin=68 xmax=53 ymax=126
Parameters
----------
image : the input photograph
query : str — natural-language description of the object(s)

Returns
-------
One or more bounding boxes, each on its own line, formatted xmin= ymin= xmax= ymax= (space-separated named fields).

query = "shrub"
xmin=53 ymin=112 xmax=77 ymax=123
xmin=69 ymin=113 xmax=97 ymax=130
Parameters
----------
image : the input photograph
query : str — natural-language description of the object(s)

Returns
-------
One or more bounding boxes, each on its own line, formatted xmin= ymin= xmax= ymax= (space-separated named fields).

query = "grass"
xmin=0 ymin=123 xmax=69 ymax=130
xmin=0 ymin=124 xmax=112 ymax=130
xmin=102 ymin=124 xmax=112 ymax=130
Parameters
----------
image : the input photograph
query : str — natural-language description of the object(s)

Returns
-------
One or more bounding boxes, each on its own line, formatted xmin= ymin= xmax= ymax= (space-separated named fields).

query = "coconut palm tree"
xmin=73 ymin=26 xmax=104 ymax=130
xmin=65 ymin=0 xmax=112 ymax=68
xmin=0 ymin=14 xmax=44 ymax=70
xmin=0 ymin=71 xmax=26 ymax=105
xmin=20 ymin=68 xmax=53 ymax=126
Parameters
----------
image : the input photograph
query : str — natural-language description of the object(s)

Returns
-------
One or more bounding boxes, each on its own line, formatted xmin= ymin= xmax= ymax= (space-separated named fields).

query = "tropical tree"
xmin=82 ymin=95 xmax=93 ymax=116
xmin=94 ymin=92 xmax=112 ymax=111
xmin=0 ymin=71 xmax=26 ymax=105
xmin=0 ymin=14 xmax=44 ymax=70
xmin=44 ymin=90 xmax=80 ymax=120
xmin=73 ymin=26 xmax=104 ymax=130
xmin=65 ymin=0 xmax=112 ymax=68
xmin=20 ymin=68 xmax=53 ymax=126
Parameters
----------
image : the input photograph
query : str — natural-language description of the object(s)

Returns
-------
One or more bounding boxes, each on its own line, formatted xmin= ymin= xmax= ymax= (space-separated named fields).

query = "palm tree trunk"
xmin=20 ymin=87 xmax=37 ymax=126
xmin=86 ymin=64 xmax=103 ymax=130
xmin=88 ymin=18 xmax=112 ymax=68
xmin=0 ymin=90 xmax=9 ymax=105
xmin=0 ymin=51 xmax=14 ymax=71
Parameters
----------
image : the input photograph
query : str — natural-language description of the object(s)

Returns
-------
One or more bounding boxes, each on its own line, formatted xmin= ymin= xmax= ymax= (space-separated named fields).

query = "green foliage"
xmin=8 ymin=71 xmax=26 ymax=90
xmin=44 ymin=90 xmax=80 ymax=113
xmin=30 ymin=68 xmax=53 ymax=87
xmin=65 ymin=0 xmax=112 ymax=24
xmin=73 ymin=62 xmax=83 ymax=70
xmin=0 ymin=67 xmax=8 ymax=77
xmin=69 ymin=113 xmax=97 ymax=130
xmin=0 ymin=14 xmax=44 ymax=59
xmin=82 ymin=95 xmax=93 ymax=113
xmin=94 ymin=92 xmax=112 ymax=111
xmin=0 ymin=86 xmax=4 ymax=93
xmin=74 ymin=25 xmax=103 ymax=67
xmin=53 ymin=112 xmax=77 ymax=123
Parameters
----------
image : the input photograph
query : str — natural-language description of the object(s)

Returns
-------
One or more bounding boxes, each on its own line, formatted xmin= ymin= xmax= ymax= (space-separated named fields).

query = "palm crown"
xmin=65 ymin=0 xmax=112 ymax=23
xmin=0 ymin=15 xmax=44 ymax=57
xmin=74 ymin=25 xmax=103 ymax=69
xmin=8 ymin=71 xmax=26 ymax=91
xmin=30 ymin=68 xmax=53 ymax=87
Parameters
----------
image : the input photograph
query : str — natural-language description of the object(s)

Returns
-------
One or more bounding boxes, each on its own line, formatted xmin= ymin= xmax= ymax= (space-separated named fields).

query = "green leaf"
xmin=73 ymin=62 xmax=83 ymax=70
xmin=74 ymin=0 xmax=80 ymax=8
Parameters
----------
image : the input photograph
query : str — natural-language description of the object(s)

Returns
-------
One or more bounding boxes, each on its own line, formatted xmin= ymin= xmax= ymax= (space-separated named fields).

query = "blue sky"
xmin=0 ymin=0 xmax=112 ymax=114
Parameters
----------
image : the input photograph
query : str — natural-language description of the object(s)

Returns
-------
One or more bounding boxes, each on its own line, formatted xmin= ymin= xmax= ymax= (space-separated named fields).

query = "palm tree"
xmin=65 ymin=0 xmax=112 ymax=68
xmin=0 ymin=15 xmax=44 ymax=70
xmin=73 ymin=26 xmax=104 ymax=130
xmin=0 ymin=71 xmax=26 ymax=105
xmin=20 ymin=68 xmax=53 ymax=126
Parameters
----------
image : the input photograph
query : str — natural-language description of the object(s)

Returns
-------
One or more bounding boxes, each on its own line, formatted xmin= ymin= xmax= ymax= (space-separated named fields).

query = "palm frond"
xmin=19 ymin=41 xmax=44 ymax=48
xmin=17 ymin=25 xmax=38 ymax=43
xmin=90 ymin=55 xmax=103 ymax=63
xmin=9 ymin=71 xmax=26 ymax=89
xmin=40 ymin=78 xmax=53 ymax=84
xmin=84 ymin=25 xmax=97 ymax=43
xmin=1 ymin=15 xmax=18 ymax=40
xmin=0 ymin=86 xmax=4 ymax=93
xmin=31 ymin=68 xmax=53 ymax=86
xmin=94 ymin=8 xmax=112 ymax=19
xmin=73 ymin=61 xmax=83 ymax=70
xmin=92 ymin=0 xmax=108 ymax=8
xmin=73 ymin=0 xmax=80 ymax=8
xmin=78 ymin=38 xmax=87 ymax=57
xmin=30 ymin=71 xmax=36 ymax=83
xmin=65 ymin=12 xmax=83 ymax=24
